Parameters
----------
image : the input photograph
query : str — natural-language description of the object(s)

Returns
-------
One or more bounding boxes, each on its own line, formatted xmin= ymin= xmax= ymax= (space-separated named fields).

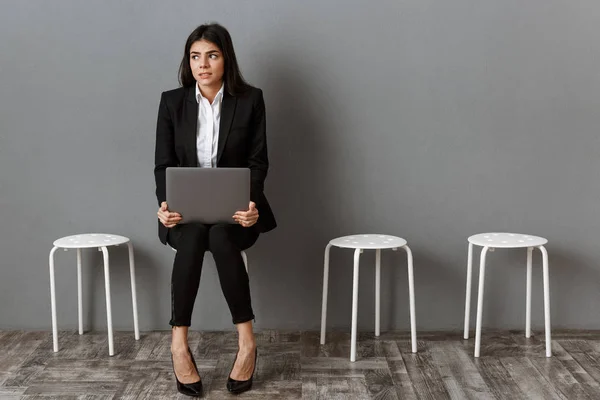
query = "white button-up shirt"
xmin=195 ymin=83 xmax=224 ymax=168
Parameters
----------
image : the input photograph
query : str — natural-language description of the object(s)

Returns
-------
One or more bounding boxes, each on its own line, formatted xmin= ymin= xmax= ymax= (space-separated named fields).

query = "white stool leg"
xmin=525 ymin=247 xmax=533 ymax=338
xmin=100 ymin=247 xmax=114 ymax=356
xmin=463 ymin=242 xmax=474 ymax=339
xmin=77 ymin=248 xmax=83 ymax=335
xmin=127 ymin=242 xmax=140 ymax=341
xmin=350 ymin=248 xmax=361 ymax=362
xmin=403 ymin=245 xmax=417 ymax=353
xmin=241 ymin=250 xmax=248 ymax=273
xmin=375 ymin=249 xmax=381 ymax=337
xmin=539 ymin=245 xmax=552 ymax=357
xmin=474 ymin=246 xmax=490 ymax=358
xmin=320 ymin=244 xmax=332 ymax=345
xmin=49 ymin=246 xmax=59 ymax=353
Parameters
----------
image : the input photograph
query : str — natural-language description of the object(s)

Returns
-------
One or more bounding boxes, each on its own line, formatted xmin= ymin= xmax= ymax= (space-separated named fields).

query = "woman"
xmin=154 ymin=23 xmax=276 ymax=397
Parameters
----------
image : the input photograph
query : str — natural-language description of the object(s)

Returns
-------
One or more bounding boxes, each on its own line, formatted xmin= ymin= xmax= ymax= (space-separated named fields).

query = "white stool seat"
xmin=329 ymin=234 xmax=407 ymax=249
xmin=463 ymin=232 xmax=551 ymax=358
xmin=468 ymin=232 xmax=547 ymax=248
xmin=54 ymin=233 xmax=130 ymax=248
xmin=320 ymin=234 xmax=417 ymax=362
xmin=49 ymin=233 xmax=140 ymax=356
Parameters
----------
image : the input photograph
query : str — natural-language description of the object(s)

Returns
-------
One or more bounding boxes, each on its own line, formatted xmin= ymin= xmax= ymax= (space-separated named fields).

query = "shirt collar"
xmin=195 ymin=82 xmax=225 ymax=105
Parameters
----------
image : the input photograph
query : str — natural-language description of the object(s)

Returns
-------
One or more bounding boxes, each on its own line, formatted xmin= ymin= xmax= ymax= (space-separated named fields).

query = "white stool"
xmin=463 ymin=232 xmax=551 ymax=357
xmin=169 ymin=246 xmax=248 ymax=273
xmin=320 ymin=234 xmax=417 ymax=362
xmin=49 ymin=234 xmax=140 ymax=356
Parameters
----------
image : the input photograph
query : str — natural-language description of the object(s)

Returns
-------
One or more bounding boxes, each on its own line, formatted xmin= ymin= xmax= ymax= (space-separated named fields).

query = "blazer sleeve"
xmin=154 ymin=92 xmax=177 ymax=206
xmin=248 ymin=89 xmax=269 ymax=208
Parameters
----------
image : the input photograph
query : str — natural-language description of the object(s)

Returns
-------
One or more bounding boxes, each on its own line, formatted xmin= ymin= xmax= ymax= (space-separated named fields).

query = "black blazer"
xmin=154 ymin=85 xmax=277 ymax=244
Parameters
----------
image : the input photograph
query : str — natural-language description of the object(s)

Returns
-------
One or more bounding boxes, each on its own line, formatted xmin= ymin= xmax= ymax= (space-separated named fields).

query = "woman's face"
xmin=189 ymin=39 xmax=225 ymax=91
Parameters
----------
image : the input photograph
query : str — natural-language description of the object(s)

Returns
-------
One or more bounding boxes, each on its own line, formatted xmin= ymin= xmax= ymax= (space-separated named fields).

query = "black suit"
xmin=154 ymin=85 xmax=277 ymax=244
xmin=154 ymin=85 xmax=276 ymax=326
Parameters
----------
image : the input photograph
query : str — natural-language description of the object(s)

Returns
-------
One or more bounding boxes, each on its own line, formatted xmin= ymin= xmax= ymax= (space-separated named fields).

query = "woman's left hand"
xmin=233 ymin=201 xmax=259 ymax=228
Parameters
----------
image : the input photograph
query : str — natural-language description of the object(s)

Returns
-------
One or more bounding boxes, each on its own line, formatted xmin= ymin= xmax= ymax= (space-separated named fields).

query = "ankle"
xmin=171 ymin=343 xmax=189 ymax=354
xmin=238 ymin=340 xmax=256 ymax=351
xmin=171 ymin=326 xmax=190 ymax=354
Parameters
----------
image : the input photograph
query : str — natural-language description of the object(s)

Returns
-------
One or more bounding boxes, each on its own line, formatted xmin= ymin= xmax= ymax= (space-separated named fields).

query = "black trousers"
xmin=167 ymin=223 xmax=259 ymax=326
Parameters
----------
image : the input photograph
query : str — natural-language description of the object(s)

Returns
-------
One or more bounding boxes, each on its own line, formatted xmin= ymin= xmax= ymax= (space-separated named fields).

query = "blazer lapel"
xmin=217 ymin=92 xmax=237 ymax=164
xmin=184 ymin=86 xmax=199 ymax=167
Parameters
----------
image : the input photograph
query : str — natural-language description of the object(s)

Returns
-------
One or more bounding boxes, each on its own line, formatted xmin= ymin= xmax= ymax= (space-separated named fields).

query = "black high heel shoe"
xmin=227 ymin=347 xmax=257 ymax=394
xmin=171 ymin=347 xmax=203 ymax=397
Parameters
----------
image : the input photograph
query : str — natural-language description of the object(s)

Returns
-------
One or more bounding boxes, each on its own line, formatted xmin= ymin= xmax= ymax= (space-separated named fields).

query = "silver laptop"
xmin=166 ymin=167 xmax=250 ymax=224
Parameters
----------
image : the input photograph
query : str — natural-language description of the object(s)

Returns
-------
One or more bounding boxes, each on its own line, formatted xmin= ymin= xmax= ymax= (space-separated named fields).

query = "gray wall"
xmin=1 ymin=0 xmax=599 ymax=333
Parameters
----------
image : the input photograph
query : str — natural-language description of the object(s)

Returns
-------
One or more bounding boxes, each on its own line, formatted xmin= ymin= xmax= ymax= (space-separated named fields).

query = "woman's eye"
xmin=210 ymin=54 xmax=218 ymax=59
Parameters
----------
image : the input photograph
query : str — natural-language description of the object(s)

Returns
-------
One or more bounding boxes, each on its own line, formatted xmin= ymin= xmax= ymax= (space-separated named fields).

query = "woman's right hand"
xmin=157 ymin=202 xmax=182 ymax=228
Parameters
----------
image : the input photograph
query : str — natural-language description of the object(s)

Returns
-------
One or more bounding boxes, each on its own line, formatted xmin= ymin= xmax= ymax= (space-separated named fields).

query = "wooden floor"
xmin=1 ymin=329 xmax=600 ymax=399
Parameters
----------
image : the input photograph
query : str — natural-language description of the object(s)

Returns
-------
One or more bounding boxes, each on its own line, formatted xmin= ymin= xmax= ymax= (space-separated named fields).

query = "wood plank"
xmin=429 ymin=342 xmax=495 ymax=400
xmin=0 ymin=332 xmax=47 ymax=373
xmin=117 ymin=370 xmax=185 ymax=400
xmin=0 ymin=386 xmax=27 ymax=400
xmin=476 ymin=331 xmax=527 ymax=357
xmin=21 ymin=394 xmax=113 ymax=400
xmin=302 ymin=356 xmax=388 ymax=379
xmin=258 ymin=351 xmax=301 ymax=382
xmin=551 ymin=341 xmax=600 ymax=398
xmin=556 ymin=340 xmax=600 ymax=386
xmin=364 ymin=368 xmax=399 ymax=400
xmin=552 ymin=339 xmax=595 ymax=355
xmin=1 ymin=364 xmax=43 ymax=388
xmin=2 ymin=336 xmax=55 ymax=388
xmin=357 ymin=338 xmax=387 ymax=359
xmin=132 ymin=331 xmax=164 ymax=361
xmin=552 ymin=331 xmax=600 ymax=340
xmin=23 ymin=382 xmax=121 ymax=396
xmin=428 ymin=342 xmax=468 ymax=399
xmin=476 ymin=357 xmax=528 ymax=399
xmin=301 ymin=331 xmax=351 ymax=358
xmin=112 ymin=369 xmax=162 ymax=400
xmin=193 ymin=331 xmax=225 ymax=360
xmin=509 ymin=331 xmax=549 ymax=357
xmin=500 ymin=357 xmax=565 ymax=400
xmin=36 ymin=359 xmax=130 ymax=382
xmin=529 ymin=354 xmax=592 ymax=400
xmin=50 ymin=331 xmax=109 ymax=359
xmin=112 ymin=331 xmax=145 ymax=360
xmin=304 ymin=376 xmax=371 ymax=399
xmin=381 ymin=340 xmax=418 ymax=400
xmin=302 ymin=376 xmax=318 ymax=399
xmin=401 ymin=348 xmax=451 ymax=400
xmin=210 ymin=380 xmax=302 ymax=400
